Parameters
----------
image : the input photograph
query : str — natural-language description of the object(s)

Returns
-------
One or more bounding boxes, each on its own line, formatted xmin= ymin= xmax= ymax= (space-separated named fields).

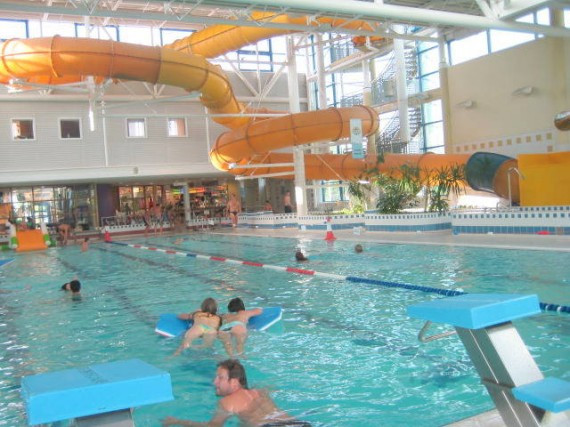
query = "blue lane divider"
xmin=108 ymin=241 xmax=570 ymax=315
xmin=346 ymin=277 xmax=465 ymax=297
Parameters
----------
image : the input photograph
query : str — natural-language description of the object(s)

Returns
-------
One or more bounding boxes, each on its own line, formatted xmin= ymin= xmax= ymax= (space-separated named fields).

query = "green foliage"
xmin=373 ymin=174 xmax=417 ymax=214
xmin=427 ymin=165 xmax=466 ymax=212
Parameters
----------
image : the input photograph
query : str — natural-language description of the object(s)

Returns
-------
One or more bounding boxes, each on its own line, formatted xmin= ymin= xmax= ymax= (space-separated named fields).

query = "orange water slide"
xmin=166 ymin=12 xmax=379 ymax=57
xmin=0 ymin=34 xmax=469 ymax=185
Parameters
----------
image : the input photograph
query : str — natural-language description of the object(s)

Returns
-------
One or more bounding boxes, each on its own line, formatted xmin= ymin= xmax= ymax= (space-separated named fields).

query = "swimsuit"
xmin=197 ymin=323 xmax=217 ymax=333
xmin=220 ymin=321 xmax=247 ymax=331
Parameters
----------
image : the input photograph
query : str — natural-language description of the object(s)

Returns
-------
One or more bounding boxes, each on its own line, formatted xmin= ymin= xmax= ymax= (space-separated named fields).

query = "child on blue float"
xmin=173 ymin=297 xmax=221 ymax=356
xmin=219 ymin=298 xmax=262 ymax=357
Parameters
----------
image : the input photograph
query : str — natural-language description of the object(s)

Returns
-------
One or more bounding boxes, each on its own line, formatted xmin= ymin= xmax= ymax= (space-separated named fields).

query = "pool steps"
xmin=408 ymin=294 xmax=570 ymax=426
xmin=21 ymin=359 xmax=173 ymax=426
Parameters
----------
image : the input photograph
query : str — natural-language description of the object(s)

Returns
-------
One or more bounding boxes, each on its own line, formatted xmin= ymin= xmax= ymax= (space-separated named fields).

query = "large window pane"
xmin=0 ymin=19 xmax=27 ymax=40
xmin=422 ymin=100 xmax=442 ymax=123
xmin=420 ymin=72 xmax=440 ymax=91
xmin=449 ymin=32 xmax=488 ymax=65
xmin=76 ymin=24 xmax=118 ymax=40
xmin=424 ymin=122 xmax=444 ymax=149
xmin=490 ymin=30 xmax=533 ymax=52
xmin=119 ymin=25 xmax=153 ymax=45
xmin=40 ymin=21 xmax=76 ymax=37
xmin=418 ymin=47 xmax=440 ymax=75
xmin=160 ymin=28 xmax=194 ymax=46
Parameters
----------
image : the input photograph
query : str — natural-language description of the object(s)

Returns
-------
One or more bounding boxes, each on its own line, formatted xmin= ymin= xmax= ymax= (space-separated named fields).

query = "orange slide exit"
xmin=15 ymin=230 xmax=48 ymax=252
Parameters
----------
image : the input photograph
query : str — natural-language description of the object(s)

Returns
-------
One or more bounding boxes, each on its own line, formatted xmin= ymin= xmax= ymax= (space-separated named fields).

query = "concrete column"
xmin=438 ymin=33 xmax=453 ymax=154
xmin=287 ymin=35 xmax=307 ymax=215
xmin=183 ymin=183 xmax=191 ymax=223
xmin=394 ymin=38 xmax=410 ymax=146
xmin=362 ymin=58 xmax=377 ymax=155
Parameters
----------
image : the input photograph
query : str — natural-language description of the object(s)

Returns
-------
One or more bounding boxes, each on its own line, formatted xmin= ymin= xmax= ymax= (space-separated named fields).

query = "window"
xmin=237 ymin=39 xmax=273 ymax=72
xmin=75 ymin=24 xmax=118 ymax=40
xmin=167 ymin=118 xmax=187 ymax=137
xmin=0 ymin=19 xmax=28 ymax=41
xmin=420 ymin=100 xmax=444 ymax=153
xmin=11 ymin=119 xmax=35 ymax=140
xmin=320 ymin=181 xmax=347 ymax=202
xmin=160 ymin=28 xmax=194 ymax=46
xmin=59 ymin=119 xmax=82 ymax=139
xmin=449 ymin=32 xmax=489 ymax=65
xmin=126 ymin=118 xmax=146 ymax=138
xmin=119 ymin=25 xmax=153 ymax=46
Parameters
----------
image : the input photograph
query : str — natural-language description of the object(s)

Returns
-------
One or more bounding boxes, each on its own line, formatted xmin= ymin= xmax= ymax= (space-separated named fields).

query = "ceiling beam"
xmin=1 ymin=0 xmax=568 ymax=38
xmin=187 ymin=0 xmax=570 ymax=37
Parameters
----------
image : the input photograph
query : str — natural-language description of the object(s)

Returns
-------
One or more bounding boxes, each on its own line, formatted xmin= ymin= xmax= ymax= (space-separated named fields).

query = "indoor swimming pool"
xmin=0 ymin=234 xmax=569 ymax=426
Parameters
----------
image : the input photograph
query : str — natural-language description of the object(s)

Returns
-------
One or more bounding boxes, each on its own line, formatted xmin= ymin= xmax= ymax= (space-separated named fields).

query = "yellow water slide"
xmin=1 ymin=18 xmax=566 ymax=205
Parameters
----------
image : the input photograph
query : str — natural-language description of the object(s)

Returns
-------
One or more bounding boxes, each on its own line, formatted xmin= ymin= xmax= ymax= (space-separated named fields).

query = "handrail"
xmin=417 ymin=320 xmax=457 ymax=343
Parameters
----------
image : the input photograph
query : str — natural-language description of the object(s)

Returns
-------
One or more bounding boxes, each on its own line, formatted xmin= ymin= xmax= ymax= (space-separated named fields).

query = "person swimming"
xmin=295 ymin=250 xmax=308 ymax=262
xmin=219 ymin=298 xmax=262 ymax=357
xmin=354 ymin=244 xmax=363 ymax=253
xmin=172 ymin=297 xmax=222 ymax=356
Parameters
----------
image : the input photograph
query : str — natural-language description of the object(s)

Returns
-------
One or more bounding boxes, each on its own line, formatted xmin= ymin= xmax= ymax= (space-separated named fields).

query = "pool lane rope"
xmin=108 ymin=241 xmax=570 ymax=314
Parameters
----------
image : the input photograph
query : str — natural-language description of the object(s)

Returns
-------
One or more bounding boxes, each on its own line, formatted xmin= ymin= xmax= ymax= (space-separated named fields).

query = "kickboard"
xmin=155 ymin=306 xmax=282 ymax=338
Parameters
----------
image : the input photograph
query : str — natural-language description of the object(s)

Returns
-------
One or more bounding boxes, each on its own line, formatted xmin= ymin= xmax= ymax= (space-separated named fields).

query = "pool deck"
xmin=216 ymin=227 xmax=570 ymax=252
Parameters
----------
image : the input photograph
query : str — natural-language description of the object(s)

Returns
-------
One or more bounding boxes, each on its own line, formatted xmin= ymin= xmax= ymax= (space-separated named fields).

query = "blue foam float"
xmin=155 ymin=306 xmax=283 ymax=337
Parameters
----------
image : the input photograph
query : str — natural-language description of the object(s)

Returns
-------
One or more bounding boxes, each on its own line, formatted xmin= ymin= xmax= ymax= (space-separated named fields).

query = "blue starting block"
xmin=21 ymin=359 xmax=173 ymax=426
xmin=408 ymin=294 xmax=570 ymax=426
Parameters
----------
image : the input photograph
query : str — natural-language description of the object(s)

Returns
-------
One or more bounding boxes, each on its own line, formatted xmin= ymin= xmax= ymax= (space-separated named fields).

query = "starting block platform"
xmin=21 ymin=359 xmax=173 ymax=426
xmin=408 ymin=294 xmax=570 ymax=426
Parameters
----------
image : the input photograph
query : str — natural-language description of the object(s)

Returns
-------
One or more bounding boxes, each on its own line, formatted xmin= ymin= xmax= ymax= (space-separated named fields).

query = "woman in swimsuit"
xmin=219 ymin=298 xmax=262 ymax=357
xmin=173 ymin=297 xmax=222 ymax=356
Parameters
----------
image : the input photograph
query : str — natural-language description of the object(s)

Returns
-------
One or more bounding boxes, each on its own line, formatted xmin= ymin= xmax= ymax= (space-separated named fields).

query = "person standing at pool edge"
xmin=227 ymin=194 xmax=241 ymax=228
xmin=219 ymin=298 xmax=262 ymax=357
xmin=283 ymin=191 xmax=293 ymax=213
xmin=161 ymin=359 xmax=311 ymax=427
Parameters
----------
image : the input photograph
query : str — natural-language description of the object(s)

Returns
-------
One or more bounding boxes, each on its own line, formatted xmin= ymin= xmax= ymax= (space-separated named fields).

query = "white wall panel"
xmin=0 ymin=70 xmax=308 ymax=185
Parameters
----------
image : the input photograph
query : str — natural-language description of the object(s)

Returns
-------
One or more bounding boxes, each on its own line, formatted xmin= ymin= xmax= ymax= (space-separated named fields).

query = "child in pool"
xmin=172 ymin=297 xmax=222 ymax=356
xmin=219 ymin=298 xmax=262 ymax=357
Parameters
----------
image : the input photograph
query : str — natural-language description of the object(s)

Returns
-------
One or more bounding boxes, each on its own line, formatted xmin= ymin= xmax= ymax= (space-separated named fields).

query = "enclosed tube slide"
xmin=0 ymin=21 xmax=522 ymax=202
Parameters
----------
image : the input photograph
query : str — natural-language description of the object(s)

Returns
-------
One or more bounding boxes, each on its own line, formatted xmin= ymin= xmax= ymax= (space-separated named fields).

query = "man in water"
xmin=161 ymin=359 xmax=310 ymax=427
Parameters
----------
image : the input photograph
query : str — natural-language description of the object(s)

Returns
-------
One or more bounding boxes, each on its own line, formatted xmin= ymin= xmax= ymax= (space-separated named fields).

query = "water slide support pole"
xmin=394 ymin=34 xmax=410 ymax=148
xmin=438 ymin=32 xmax=453 ymax=155
xmin=287 ymin=35 xmax=307 ymax=216
xmin=313 ymin=33 xmax=329 ymax=210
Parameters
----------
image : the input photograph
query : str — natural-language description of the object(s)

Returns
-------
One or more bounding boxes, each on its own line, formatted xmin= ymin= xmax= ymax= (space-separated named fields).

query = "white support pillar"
xmin=315 ymin=34 xmax=328 ymax=111
xmin=183 ymin=183 xmax=191 ymax=223
xmin=438 ymin=33 xmax=453 ymax=154
xmin=287 ymin=35 xmax=307 ymax=216
xmin=362 ymin=58 xmax=376 ymax=155
xmin=394 ymin=37 xmax=410 ymax=146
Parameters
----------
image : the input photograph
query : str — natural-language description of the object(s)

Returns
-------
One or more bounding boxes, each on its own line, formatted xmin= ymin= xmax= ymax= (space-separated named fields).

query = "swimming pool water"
xmin=0 ymin=234 xmax=569 ymax=426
